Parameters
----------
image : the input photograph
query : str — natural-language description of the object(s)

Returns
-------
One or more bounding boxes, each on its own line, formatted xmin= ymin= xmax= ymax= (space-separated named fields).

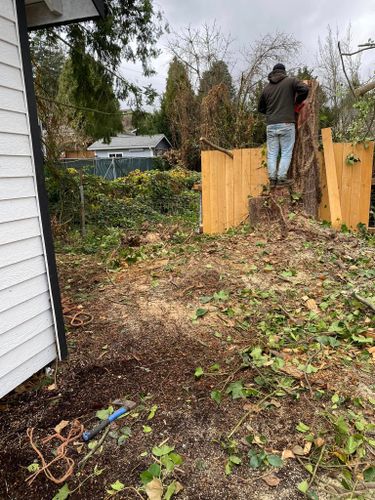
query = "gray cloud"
xmin=120 ymin=0 xmax=375 ymax=103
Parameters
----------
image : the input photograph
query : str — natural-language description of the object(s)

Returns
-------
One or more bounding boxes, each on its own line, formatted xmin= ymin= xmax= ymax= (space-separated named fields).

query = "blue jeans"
xmin=266 ymin=123 xmax=296 ymax=180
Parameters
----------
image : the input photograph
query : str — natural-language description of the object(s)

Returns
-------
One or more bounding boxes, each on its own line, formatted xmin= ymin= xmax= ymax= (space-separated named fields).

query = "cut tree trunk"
xmin=289 ymin=80 xmax=321 ymax=217
xmin=249 ymin=185 xmax=291 ymax=238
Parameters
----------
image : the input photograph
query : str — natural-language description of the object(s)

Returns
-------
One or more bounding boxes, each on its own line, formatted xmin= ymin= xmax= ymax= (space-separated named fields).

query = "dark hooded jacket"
xmin=258 ymin=69 xmax=309 ymax=125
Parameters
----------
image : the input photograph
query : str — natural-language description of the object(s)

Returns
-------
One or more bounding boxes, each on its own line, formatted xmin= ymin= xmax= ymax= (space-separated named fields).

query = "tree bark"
xmin=354 ymin=79 xmax=375 ymax=97
xmin=289 ymin=80 xmax=321 ymax=217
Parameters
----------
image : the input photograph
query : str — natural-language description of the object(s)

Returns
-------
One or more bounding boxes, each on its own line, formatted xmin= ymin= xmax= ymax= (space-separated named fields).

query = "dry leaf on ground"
xmin=281 ymin=449 xmax=295 ymax=460
xmin=292 ymin=445 xmax=306 ymax=456
xmin=145 ymin=478 xmax=163 ymax=500
xmin=314 ymin=437 xmax=325 ymax=448
xmin=305 ymin=298 xmax=320 ymax=314
xmin=54 ymin=420 xmax=69 ymax=434
xmin=303 ymin=441 xmax=312 ymax=455
xmin=262 ymin=474 xmax=281 ymax=487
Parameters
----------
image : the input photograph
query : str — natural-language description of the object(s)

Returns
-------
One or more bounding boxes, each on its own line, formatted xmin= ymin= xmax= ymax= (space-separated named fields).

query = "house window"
xmin=109 ymin=153 xmax=123 ymax=158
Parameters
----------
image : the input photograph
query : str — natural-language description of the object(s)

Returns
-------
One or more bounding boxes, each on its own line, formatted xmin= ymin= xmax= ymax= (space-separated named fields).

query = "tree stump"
xmin=249 ymin=185 xmax=291 ymax=237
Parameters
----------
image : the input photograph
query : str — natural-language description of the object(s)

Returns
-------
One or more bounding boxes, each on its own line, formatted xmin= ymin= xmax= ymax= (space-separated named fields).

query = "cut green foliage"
xmin=194 ymin=367 xmax=204 ymax=379
xmin=27 ymin=463 xmax=40 ymax=473
xmin=52 ymin=483 xmax=71 ymax=500
xmin=148 ymin=404 xmax=158 ymax=420
xmin=267 ymin=455 xmax=283 ymax=467
xmin=143 ymin=425 xmax=152 ymax=434
xmin=297 ymin=480 xmax=309 ymax=493
xmin=226 ymin=380 xmax=245 ymax=399
xmin=364 ymin=466 xmax=375 ymax=482
xmin=152 ymin=445 xmax=175 ymax=457
xmin=191 ymin=308 xmax=208 ymax=321
xmin=296 ymin=422 xmax=310 ymax=433
xmin=140 ymin=463 xmax=161 ymax=485
xmin=213 ymin=290 xmax=229 ymax=301
xmin=225 ymin=455 xmax=242 ymax=475
xmin=115 ymin=426 xmax=132 ymax=446
xmin=107 ymin=480 xmax=125 ymax=494
xmin=211 ymin=390 xmax=222 ymax=405
xmin=96 ymin=406 xmax=114 ymax=421
xmin=140 ymin=443 xmax=183 ymax=498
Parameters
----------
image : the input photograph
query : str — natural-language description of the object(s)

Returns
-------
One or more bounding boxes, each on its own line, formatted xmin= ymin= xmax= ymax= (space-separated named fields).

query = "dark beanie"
xmin=273 ymin=63 xmax=286 ymax=71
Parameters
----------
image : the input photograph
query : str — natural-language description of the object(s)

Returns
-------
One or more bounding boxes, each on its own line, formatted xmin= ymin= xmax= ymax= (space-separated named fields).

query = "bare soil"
xmin=0 ymin=218 xmax=374 ymax=500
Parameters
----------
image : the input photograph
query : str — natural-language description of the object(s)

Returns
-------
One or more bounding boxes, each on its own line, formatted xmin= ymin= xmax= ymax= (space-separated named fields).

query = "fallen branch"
xmin=199 ymin=137 xmax=233 ymax=159
xmin=78 ymin=425 xmax=111 ymax=471
xmin=308 ymin=444 xmax=326 ymax=490
xmin=352 ymin=292 xmax=375 ymax=313
xmin=227 ymin=389 xmax=278 ymax=439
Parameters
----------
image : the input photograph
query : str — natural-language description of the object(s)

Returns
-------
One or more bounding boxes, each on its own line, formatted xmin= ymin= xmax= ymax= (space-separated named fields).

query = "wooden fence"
xmin=319 ymin=137 xmax=374 ymax=230
xmin=201 ymin=134 xmax=374 ymax=234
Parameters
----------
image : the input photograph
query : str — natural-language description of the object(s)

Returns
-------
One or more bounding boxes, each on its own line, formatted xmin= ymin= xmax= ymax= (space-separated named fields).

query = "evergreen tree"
xmin=198 ymin=60 xmax=234 ymax=98
xmin=158 ymin=58 xmax=199 ymax=168
xmin=58 ymin=57 xmax=123 ymax=143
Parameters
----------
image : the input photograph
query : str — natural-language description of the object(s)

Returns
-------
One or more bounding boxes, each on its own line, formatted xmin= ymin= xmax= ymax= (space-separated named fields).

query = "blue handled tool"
xmin=82 ymin=400 xmax=136 ymax=442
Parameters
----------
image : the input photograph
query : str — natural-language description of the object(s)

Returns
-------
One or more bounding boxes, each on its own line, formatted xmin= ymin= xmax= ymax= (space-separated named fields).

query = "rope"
xmin=62 ymin=299 xmax=93 ymax=327
xmin=26 ymin=420 xmax=84 ymax=485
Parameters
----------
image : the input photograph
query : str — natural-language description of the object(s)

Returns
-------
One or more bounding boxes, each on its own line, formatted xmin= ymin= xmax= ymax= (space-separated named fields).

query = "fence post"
xmin=79 ymin=168 xmax=86 ymax=237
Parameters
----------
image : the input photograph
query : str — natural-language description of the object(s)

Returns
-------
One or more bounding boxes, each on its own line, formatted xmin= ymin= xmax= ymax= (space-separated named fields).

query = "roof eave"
xmin=26 ymin=0 xmax=105 ymax=31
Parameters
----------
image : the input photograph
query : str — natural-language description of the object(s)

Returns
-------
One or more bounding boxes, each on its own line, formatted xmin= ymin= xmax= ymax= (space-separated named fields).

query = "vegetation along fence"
xmin=59 ymin=156 xmax=167 ymax=180
xmin=201 ymin=129 xmax=374 ymax=234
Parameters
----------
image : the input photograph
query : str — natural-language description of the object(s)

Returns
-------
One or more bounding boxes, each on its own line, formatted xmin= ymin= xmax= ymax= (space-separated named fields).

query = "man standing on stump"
xmin=258 ymin=63 xmax=309 ymax=186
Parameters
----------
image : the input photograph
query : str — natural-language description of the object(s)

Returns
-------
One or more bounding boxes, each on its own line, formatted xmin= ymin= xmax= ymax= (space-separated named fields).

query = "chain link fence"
xmin=59 ymin=156 xmax=168 ymax=179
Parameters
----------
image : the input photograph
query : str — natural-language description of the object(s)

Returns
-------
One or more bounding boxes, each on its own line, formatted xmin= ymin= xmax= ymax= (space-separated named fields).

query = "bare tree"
xmin=233 ymin=32 xmax=301 ymax=147
xmin=316 ymin=25 xmax=363 ymax=139
xmin=338 ymin=39 xmax=375 ymax=97
xmin=168 ymin=21 xmax=234 ymax=87
xmin=317 ymin=25 xmax=361 ymax=106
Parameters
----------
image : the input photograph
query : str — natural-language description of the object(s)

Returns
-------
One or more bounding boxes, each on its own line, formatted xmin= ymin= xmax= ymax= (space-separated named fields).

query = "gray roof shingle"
xmin=87 ymin=134 xmax=170 ymax=151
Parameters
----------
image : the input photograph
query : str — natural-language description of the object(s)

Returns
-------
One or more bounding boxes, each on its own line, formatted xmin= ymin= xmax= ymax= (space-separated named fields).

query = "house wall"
xmin=0 ymin=0 xmax=58 ymax=398
xmin=154 ymin=138 xmax=171 ymax=156
xmin=95 ymin=148 xmax=154 ymax=158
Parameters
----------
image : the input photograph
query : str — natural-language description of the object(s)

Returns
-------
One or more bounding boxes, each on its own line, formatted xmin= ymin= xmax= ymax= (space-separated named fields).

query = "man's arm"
xmin=258 ymin=91 xmax=267 ymax=114
xmin=294 ymin=80 xmax=309 ymax=104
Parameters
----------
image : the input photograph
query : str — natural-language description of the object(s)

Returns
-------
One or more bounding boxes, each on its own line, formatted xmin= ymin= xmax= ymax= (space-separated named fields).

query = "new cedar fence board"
xmin=201 ymin=148 xmax=267 ymax=234
xmin=319 ymin=140 xmax=374 ymax=229
xmin=201 ymin=139 xmax=374 ymax=234
xmin=321 ymin=128 xmax=342 ymax=229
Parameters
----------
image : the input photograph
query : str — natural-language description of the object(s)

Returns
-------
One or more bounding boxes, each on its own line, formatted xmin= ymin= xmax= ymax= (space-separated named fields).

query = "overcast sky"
xmin=119 ymin=0 xmax=375 ymax=107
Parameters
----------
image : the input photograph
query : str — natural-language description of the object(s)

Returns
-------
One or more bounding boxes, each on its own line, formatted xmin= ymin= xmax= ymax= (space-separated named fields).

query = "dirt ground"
xmin=1 ymin=217 xmax=374 ymax=500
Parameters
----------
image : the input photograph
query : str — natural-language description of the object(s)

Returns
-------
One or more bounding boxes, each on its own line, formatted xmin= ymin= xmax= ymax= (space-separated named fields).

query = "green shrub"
xmin=46 ymin=167 xmax=200 ymax=236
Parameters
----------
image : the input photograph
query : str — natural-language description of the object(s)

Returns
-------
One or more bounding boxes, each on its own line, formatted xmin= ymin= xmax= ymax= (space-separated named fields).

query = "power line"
xmin=34 ymin=80 xmax=128 ymax=116
xmin=53 ymin=33 xmax=156 ymax=89
xmin=38 ymin=95 xmax=126 ymax=116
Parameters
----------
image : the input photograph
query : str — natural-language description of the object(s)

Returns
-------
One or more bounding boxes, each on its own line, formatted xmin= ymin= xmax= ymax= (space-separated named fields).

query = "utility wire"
xmin=37 ymin=94 xmax=127 ymax=116
xmin=53 ymin=33 xmax=144 ymax=89
xmin=33 ymin=79 xmax=130 ymax=116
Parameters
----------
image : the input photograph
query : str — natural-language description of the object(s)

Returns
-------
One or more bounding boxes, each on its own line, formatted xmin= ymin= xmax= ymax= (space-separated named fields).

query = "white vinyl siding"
xmin=0 ymin=1 xmax=58 ymax=399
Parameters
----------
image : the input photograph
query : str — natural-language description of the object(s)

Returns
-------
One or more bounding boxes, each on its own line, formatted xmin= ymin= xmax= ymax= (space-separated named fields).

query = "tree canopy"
xmin=30 ymin=0 xmax=165 ymax=157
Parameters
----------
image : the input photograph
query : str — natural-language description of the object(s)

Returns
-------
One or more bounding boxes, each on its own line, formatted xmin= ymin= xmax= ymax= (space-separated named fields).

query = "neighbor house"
xmin=87 ymin=133 xmax=172 ymax=158
xmin=0 ymin=0 xmax=104 ymax=399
